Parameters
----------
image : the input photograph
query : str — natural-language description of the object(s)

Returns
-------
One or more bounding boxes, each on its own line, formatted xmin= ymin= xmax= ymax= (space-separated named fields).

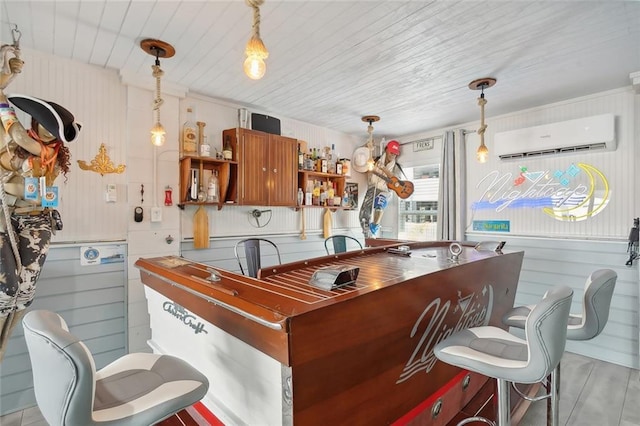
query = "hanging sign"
xmin=412 ymin=138 xmax=435 ymax=152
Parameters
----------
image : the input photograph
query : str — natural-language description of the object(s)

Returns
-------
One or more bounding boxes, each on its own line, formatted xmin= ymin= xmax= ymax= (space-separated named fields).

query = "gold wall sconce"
xmin=77 ymin=143 xmax=126 ymax=176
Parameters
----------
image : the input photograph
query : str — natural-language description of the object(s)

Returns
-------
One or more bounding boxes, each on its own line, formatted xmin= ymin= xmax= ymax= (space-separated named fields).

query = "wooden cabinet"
xmin=298 ymin=170 xmax=348 ymax=209
xmin=178 ymin=156 xmax=238 ymax=210
xmin=223 ymin=128 xmax=297 ymax=207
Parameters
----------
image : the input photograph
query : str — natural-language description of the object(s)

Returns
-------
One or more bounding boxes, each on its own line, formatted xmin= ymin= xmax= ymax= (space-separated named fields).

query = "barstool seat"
xmin=434 ymin=285 xmax=573 ymax=426
xmin=502 ymin=269 xmax=617 ymax=426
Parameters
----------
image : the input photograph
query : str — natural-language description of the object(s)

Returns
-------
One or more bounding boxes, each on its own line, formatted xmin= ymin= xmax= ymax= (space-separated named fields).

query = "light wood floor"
xmin=2 ymin=352 xmax=638 ymax=426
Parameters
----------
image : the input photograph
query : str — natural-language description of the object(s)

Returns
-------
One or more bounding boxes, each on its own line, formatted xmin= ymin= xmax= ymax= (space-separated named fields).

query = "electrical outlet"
xmin=150 ymin=207 xmax=162 ymax=222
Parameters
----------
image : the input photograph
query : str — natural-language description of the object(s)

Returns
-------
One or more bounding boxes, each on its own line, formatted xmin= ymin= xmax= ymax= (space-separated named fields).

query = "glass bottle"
xmin=182 ymin=107 xmax=197 ymax=155
xmin=197 ymin=184 xmax=206 ymax=202
xmin=298 ymin=145 xmax=304 ymax=170
xmin=207 ymin=171 xmax=220 ymax=203
xmin=222 ymin=135 xmax=233 ymax=160
xmin=297 ymin=188 xmax=304 ymax=206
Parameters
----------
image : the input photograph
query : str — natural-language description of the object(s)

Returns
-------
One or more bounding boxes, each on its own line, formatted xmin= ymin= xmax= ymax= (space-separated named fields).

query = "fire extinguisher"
xmin=164 ymin=186 xmax=173 ymax=206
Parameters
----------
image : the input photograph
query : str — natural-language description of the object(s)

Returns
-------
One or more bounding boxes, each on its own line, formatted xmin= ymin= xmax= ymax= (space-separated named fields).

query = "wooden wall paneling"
xmin=465 ymin=233 xmax=638 ymax=369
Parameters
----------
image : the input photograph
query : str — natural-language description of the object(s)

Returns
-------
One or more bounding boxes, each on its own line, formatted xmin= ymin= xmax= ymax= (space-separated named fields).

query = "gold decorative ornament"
xmin=77 ymin=143 xmax=126 ymax=176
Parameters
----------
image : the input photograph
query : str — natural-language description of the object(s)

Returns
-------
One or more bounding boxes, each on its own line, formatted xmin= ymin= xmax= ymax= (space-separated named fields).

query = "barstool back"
xmin=568 ymin=269 xmax=617 ymax=340
xmin=523 ymin=285 xmax=574 ymax=383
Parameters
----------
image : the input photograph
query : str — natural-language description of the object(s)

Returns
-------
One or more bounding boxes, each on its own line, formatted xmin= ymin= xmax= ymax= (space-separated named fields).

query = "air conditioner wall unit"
xmin=494 ymin=113 xmax=615 ymax=160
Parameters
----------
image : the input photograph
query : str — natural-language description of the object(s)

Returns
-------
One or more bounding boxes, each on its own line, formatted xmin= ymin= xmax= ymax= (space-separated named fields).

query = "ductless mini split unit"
xmin=494 ymin=113 xmax=616 ymax=160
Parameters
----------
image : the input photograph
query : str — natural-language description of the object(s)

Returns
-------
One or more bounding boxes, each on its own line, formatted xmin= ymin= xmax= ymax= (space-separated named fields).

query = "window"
xmin=397 ymin=164 xmax=439 ymax=241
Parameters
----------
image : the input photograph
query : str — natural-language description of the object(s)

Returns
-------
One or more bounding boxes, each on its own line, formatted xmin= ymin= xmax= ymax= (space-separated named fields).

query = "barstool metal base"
xmin=456 ymin=378 xmax=510 ymax=426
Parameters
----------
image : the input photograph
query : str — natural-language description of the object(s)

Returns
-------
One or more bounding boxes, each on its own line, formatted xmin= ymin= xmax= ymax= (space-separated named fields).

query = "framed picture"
xmin=346 ymin=182 xmax=359 ymax=209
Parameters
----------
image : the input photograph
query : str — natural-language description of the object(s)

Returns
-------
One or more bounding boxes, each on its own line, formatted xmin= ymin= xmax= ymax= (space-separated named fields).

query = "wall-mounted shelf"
xmin=179 ymin=156 xmax=238 ymax=210
xmin=298 ymin=170 xmax=347 ymax=208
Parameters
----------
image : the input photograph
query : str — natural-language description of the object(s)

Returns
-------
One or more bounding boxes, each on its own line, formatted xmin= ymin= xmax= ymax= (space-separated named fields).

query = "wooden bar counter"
xmin=135 ymin=241 xmax=523 ymax=425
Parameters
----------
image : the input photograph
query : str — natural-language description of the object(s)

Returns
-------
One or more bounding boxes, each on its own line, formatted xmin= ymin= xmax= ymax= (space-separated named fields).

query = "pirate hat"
xmin=7 ymin=93 xmax=81 ymax=143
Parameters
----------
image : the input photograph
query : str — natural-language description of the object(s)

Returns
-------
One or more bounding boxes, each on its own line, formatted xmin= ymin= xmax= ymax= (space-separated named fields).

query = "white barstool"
xmin=23 ymin=309 xmax=209 ymax=425
xmin=434 ymin=285 xmax=574 ymax=426
xmin=503 ymin=269 xmax=617 ymax=426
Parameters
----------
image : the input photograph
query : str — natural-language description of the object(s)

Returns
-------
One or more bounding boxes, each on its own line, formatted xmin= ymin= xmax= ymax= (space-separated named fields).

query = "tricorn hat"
xmin=7 ymin=93 xmax=81 ymax=143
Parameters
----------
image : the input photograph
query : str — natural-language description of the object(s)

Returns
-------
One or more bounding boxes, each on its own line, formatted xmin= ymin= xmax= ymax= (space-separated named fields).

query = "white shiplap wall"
xmin=7 ymin=48 xmax=129 ymax=242
xmin=401 ymin=87 xmax=640 ymax=369
xmin=464 ymin=87 xmax=636 ymax=239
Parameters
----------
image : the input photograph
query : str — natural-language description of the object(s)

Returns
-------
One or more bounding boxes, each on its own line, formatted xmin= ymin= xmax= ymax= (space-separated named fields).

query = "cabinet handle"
xmin=262 ymin=167 xmax=267 ymax=172
xmin=273 ymin=168 xmax=277 ymax=173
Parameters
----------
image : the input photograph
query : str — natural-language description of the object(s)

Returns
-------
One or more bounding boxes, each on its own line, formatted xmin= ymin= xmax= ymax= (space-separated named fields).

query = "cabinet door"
xmin=268 ymin=135 xmax=297 ymax=206
xmin=240 ymin=130 xmax=270 ymax=205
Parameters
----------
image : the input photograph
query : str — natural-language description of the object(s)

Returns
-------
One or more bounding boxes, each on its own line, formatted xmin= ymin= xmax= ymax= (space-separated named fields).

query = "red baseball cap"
xmin=386 ymin=140 xmax=400 ymax=156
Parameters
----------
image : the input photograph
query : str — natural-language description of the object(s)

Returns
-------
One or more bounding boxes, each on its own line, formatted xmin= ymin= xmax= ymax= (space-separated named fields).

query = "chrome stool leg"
xmin=496 ymin=378 xmax=511 ymax=426
xmin=547 ymin=364 xmax=560 ymax=426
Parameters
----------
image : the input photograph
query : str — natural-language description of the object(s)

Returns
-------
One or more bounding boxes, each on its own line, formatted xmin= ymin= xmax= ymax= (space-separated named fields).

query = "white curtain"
xmin=437 ymin=129 xmax=466 ymax=240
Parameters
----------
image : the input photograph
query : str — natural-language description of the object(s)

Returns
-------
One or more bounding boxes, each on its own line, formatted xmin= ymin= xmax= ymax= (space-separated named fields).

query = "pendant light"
xmin=244 ymin=0 xmax=269 ymax=80
xmin=469 ymin=77 xmax=497 ymax=163
xmin=362 ymin=115 xmax=380 ymax=171
xmin=141 ymin=39 xmax=175 ymax=146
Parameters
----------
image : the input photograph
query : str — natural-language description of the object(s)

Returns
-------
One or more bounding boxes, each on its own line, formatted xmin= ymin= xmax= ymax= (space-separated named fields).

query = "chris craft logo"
xmin=397 ymin=285 xmax=494 ymax=384
xmin=162 ymin=301 xmax=208 ymax=335
xmin=472 ymin=163 xmax=609 ymax=222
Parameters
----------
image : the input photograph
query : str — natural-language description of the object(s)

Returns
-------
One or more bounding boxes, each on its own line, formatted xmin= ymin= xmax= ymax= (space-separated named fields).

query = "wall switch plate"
xmin=150 ymin=207 xmax=162 ymax=222
xmin=105 ymin=183 xmax=117 ymax=202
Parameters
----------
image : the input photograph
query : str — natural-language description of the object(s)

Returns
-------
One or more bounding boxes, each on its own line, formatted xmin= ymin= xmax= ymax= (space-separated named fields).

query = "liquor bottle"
xmin=342 ymin=190 xmax=349 ymax=207
xmin=297 ymin=188 xmax=304 ymax=206
xmin=319 ymin=183 xmax=326 ymax=206
xmin=298 ymin=144 xmax=304 ymax=170
xmin=327 ymin=182 xmax=335 ymax=206
xmin=207 ymin=171 xmax=220 ymax=203
xmin=312 ymin=181 xmax=321 ymax=205
xmin=182 ymin=107 xmax=198 ymax=155
xmin=328 ymin=144 xmax=336 ymax=174
xmin=222 ymin=135 xmax=233 ymax=160
xmin=189 ymin=169 xmax=199 ymax=201
xmin=305 ymin=181 xmax=313 ymax=205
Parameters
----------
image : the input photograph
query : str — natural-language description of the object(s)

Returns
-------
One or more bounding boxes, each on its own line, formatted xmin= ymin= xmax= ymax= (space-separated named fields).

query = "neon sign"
xmin=472 ymin=163 xmax=609 ymax=222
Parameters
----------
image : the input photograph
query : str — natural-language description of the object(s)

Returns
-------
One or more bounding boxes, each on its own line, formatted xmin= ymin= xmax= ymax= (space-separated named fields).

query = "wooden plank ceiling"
xmin=2 ymin=1 xmax=639 ymax=138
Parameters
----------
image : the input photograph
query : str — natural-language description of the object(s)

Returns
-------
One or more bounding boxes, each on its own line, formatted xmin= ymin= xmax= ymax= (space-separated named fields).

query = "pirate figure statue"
xmin=359 ymin=140 xmax=404 ymax=238
xmin=0 ymin=41 xmax=81 ymax=360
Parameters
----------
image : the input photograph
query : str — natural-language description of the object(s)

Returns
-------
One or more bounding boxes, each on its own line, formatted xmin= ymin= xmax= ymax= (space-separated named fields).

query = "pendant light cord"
xmin=477 ymin=86 xmax=487 ymax=146
xmin=246 ymin=0 xmax=264 ymax=38
xmin=151 ymin=51 xmax=164 ymax=124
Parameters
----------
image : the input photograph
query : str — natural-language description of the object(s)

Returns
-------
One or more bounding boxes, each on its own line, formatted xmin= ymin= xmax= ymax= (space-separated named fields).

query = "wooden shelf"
xmin=298 ymin=170 xmax=347 ymax=208
xmin=179 ymin=156 xmax=238 ymax=210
